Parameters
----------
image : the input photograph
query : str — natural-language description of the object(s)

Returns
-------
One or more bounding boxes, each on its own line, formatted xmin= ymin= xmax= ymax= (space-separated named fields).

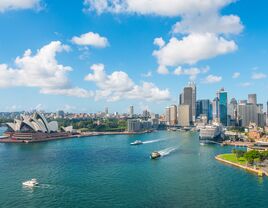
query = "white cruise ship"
xmin=199 ymin=124 xmax=223 ymax=141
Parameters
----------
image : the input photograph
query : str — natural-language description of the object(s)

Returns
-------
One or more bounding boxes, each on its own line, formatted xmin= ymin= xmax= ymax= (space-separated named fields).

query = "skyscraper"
xmin=165 ymin=107 xmax=171 ymax=125
xmin=189 ymin=82 xmax=196 ymax=121
xmin=129 ymin=106 xmax=134 ymax=117
xmin=212 ymin=97 xmax=219 ymax=121
xmin=217 ymin=88 xmax=228 ymax=126
xmin=177 ymin=105 xmax=191 ymax=127
xmin=169 ymin=105 xmax=178 ymax=125
xmin=238 ymin=103 xmax=258 ymax=127
xmin=180 ymin=86 xmax=193 ymax=123
xmin=248 ymin=94 xmax=257 ymax=105
xmin=196 ymin=99 xmax=210 ymax=120
xmin=105 ymin=107 xmax=109 ymax=114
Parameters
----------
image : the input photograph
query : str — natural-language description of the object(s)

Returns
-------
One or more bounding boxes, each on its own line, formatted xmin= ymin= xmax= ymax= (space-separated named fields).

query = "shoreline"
xmin=0 ymin=130 xmax=152 ymax=144
xmin=215 ymin=154 xmax=265 ymax=177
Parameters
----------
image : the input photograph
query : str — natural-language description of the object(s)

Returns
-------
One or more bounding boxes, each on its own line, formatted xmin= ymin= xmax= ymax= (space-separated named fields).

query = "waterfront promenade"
xmin=0 ymin=130 xmax=152 ymax=143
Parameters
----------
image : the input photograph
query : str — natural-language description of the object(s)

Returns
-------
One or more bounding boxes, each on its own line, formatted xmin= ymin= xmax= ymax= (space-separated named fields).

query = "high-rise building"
xmin=248 ymin=94 xmax=257 ymax=105
xmin=238 ymin=103 xmax=258 ymax=127
xmin=105 ymin=107 xmax=109 ymax=114
xmin=177 ymin=105 xmax=191 ymax=127
xmin=212 ymin=97 xmax=219 ymax=121
xmin=218 ymin=88 xmax=228 ymax=126
xmin=169 ymin=105 xmax=177 ymax=125
xmin=180 ymin=86 xmax=193 ymax=122
xmin=189 ymin=82 xmax=197 ymax=121
xmin=228 ymin=98 xmax=238 ymax=126
xmin=129 ymin=106 xmax=134 ymax=117
xmin=165 ymin=107 xmax=171 ymax=125
xmin=228 ymin=98 xmax=238 ymax=120
xmin=196 ymin=99 xmax=210 ymax=120
xmin=127 ymin=119 xmax=141 ymax=132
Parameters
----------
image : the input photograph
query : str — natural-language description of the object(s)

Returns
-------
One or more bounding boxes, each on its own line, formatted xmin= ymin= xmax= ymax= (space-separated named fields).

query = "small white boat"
xmin=130 ymin=140 xmax=143 ymax=145
xmin=150 ymin=151 xmax=161 ymax=159
xmin=22 ymin=179 xmax=39 ymax=187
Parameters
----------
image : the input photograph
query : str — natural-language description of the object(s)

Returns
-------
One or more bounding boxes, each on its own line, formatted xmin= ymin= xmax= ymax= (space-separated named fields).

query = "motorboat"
xmin=22 ymin=179 xmax=39 ymax=187
xmin=150 ymin=151 xmax=161 ymax=159
xmin=130 ymin=140 xmax=143 ymax=145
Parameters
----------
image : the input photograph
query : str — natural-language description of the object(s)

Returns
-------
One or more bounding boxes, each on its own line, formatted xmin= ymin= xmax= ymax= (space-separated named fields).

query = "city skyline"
xmin=0 ymin=0 xmax=268 ymax=113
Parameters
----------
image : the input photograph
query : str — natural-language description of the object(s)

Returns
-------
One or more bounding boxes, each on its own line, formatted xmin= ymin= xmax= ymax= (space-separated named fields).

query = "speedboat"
xmin=150 ymin=151 xmax=161 ymax=159
xmin=22 ymin=179 xmax=39 ymax=187
xmin=130 ymin=140 xmax=143 ymax=145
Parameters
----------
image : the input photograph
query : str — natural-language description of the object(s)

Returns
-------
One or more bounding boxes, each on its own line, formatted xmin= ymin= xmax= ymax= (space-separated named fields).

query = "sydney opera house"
xmin=4 ymin=112 xmax=72 ymax=141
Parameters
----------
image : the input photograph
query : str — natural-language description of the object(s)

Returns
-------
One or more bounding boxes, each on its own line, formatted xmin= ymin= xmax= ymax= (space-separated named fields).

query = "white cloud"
xmin=251 ymin=72 xmax=267 ymax=80
xmin=174 ymin=66 xmax=209 ymax=80
xmin=154 ymin=37 xmax=165 ymax=48
xmin=0 ymin=0 xmax=41 ymax=12
xmin=71 ymin=32 xmax=109 ymax=48
xmin=173 ymin=14 xmax=243 ymax=35
xmin=0 ymin=41 xmax=93 ymax=98
xmin=239 ymin=82 xmax=252 ymax=87
xmin=85 ymin=0 xmax=242 ymax=74
xmin=141 ymin=71 xmax=152 ymax=78
xmin=202 ymin=74 xmax=222 ymax=84
xmin=153 ymin=33 xmax=237 ymax=67
xmin=85 ymin=64 xmax=170 ymax=101
xmin=157 ymin=65 xmax=169 ymax=75
xmin=232 ymin=72 xmax=240 ymax=79
xmin=84 ymin=0 xmax=234 ymax=17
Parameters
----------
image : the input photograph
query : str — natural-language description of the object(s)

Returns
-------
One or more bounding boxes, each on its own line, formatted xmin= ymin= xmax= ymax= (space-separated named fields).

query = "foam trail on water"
xmin=143 ymin=138 xmax=166 ymax=144
xmin=143 ymin=137 xmax=176 ymax=144
xmin=158 ymin=146 xmax=179 ymax=157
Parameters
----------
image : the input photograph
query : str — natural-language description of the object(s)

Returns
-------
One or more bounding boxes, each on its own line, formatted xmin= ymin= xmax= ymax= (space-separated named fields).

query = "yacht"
xmin=22 ymin=179 xmax=39 ymax=187
xmin=130 ymin=140 xmax=143 ymax=145
xmin=150 ymin=151 xmax=161 ymax=159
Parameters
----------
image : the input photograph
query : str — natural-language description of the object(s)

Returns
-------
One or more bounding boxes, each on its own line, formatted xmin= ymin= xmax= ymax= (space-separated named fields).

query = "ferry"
xmin=150 ymin=151 xmax=161 ymax=159
xmin=22 ymin=179 xmax=39 ymax=187
xmin=130 ymin=140 xmax=143 ymax=145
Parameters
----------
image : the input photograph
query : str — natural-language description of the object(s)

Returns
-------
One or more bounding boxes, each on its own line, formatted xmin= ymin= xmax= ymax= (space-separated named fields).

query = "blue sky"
xmin=0 ymin=0 xmax=267 ymax=114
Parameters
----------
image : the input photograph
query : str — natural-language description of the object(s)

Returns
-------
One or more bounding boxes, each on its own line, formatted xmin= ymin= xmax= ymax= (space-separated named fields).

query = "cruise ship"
xmin=199 ymin=124 xmax=223 ymax=143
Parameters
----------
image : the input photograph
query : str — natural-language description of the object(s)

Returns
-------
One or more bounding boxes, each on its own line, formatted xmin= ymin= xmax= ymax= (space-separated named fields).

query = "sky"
xmin=0 ymin=0 xmax=267 ymax=114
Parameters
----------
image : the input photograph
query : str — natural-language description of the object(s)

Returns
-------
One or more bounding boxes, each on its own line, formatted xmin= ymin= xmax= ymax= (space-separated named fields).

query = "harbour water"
xmin=1 ymin=127 xmax=268 ymax=208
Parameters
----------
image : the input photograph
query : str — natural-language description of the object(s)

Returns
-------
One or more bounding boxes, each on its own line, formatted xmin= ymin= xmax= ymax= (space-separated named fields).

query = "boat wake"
xmin=143 ymin=137 xmax=176 ymax=144
xmin=158 ymin=146 xmax=178 ymax=157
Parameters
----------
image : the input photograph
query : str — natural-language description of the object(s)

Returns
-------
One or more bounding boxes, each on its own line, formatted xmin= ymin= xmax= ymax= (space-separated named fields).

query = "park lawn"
xmin=218 ymin=154 xmax=247 ymax=165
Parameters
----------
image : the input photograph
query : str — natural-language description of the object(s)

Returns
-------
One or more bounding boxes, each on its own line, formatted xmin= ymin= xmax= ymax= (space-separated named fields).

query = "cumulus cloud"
xmin=154 ymin=37 xmax=165 ymax=48
xmin=251 ymin=72 xmax=267 ymax=80
xmin=174 ymin=66 xmax=209 ymax=80
xmin=232 ymin=72 xmax=240 ymax=79
xmin=153 ymin=33 xmax=237 ymax=67
xmin=202 ymin=74 xmax=222 ymax=84
xmin=85 ymin=0 xmax=242 ymax=74
xmin=84 ymin=0 xmax=234 ymax=17
xmin=0 ymin=41 xmax=93 ymax=98
xmin=71 ymin=32 xmax=109 ymax=48
xmin=85 ymin=64 xmax=170 ymax=102
xmin=172 ymin=14 xmax=243 ymax=35
xmin=0 ymin=0 xmax=41 ymax=12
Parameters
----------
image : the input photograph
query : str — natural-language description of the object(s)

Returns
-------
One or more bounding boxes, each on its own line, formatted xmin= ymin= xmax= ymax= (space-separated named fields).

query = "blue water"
xmin=0 ymin=128 xmax=268 ymax=208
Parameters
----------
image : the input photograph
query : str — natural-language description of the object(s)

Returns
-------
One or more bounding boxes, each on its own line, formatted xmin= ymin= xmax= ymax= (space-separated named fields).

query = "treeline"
xmin=232 ymin=149 xmax=268 ymax=165
xmin=52 ymin=118 xmax=127 ymax=132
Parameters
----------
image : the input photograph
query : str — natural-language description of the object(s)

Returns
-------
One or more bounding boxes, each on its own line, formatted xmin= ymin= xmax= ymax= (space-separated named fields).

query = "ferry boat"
xmin=130 ymin=140 xmax=143 ymax=145
xmin=22 ymin=179 xmax=39 ymax=187
xmin=199 ymin=124 xmax=223 ymax=143
xmin=150 ymin=151 xmax=161 ymax=159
